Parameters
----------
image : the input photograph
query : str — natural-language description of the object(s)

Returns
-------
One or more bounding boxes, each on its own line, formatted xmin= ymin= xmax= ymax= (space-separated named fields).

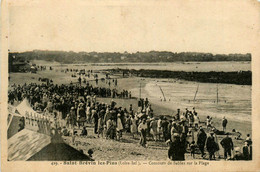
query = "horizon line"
xmin=8 ymin=49 xmax=251 ymax=56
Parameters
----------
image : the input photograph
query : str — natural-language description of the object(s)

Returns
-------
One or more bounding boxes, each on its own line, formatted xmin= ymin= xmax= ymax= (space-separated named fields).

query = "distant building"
xmin=9 ymin=54 xmax=34 ymax=73
xmin=10 ymin=61 xmax=32 ymax=72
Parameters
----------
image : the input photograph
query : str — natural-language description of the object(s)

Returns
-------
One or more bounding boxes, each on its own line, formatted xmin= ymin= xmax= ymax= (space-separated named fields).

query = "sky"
xmin=7 ymin=0 xmax=260 ymax=54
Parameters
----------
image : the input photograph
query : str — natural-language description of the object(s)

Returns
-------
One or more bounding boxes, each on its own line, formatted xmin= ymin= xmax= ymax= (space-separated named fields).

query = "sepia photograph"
xmin=1 ymin=0 xmax=260 ymax=171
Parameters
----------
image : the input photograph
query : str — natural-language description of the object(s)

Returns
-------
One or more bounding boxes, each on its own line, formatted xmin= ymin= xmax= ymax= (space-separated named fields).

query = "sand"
xmin=8 ymin=67 xmax=252 ymax=160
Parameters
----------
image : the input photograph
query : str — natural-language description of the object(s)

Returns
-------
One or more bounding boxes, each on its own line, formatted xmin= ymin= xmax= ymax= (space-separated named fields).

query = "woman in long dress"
xmin=130 ymin=115 xmax=138 ymax=138
xmin=116 ymin=114 xmax=124 ymax=141
xmin=97 ymin=111 xmax=104 ymax=138
xmin=150 ymin=118 xmax=158 ymax=141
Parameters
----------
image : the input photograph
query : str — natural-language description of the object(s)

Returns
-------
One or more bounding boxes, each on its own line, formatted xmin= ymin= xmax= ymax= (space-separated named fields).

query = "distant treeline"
xmin=107 ymin=69 xmax=252 ymax=85
xmin=9 ymin=50 xmax=251 ymax=63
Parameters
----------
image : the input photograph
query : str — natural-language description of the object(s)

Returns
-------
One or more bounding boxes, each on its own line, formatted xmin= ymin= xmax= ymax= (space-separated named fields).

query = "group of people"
xmin=8 ymin=78 xmax=253 ymax=161
xmin=8 ymin=81 xmax=131 ymax=108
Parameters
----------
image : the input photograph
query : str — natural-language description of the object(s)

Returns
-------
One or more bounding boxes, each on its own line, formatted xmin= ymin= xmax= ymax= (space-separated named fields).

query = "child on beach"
xmin=190 ymin=141 xmax=196 ymax=158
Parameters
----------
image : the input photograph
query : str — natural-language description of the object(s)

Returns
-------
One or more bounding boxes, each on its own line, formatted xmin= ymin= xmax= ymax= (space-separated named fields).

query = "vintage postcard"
xmin=1 ymin=0 xmax=260 ymax=171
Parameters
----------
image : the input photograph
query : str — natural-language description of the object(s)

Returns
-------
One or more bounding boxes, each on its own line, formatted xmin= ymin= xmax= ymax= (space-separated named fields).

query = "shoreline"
xmin=91 ymin=75 xmax=251 ymax=137
xmin=104 ymin=69 xmax=252 ymax=85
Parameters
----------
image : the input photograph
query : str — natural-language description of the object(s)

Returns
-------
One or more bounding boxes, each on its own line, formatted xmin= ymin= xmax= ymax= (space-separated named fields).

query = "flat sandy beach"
xmin=8 ymin=67 xmax=251 ymax=160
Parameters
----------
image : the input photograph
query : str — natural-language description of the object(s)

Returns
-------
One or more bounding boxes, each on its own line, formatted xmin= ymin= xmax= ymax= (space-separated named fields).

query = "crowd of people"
xmin=8 ymin=78 xmax=252 ymax=161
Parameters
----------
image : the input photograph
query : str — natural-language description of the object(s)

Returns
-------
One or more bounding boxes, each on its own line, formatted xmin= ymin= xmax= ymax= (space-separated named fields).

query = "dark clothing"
xmin=178 ymin=135 xmax=186 ymax=161
xmin=224 ymin=149 xmax=232 ymax=159
xmin=206 ymin=135 xmax=218 ymax=160
xmin=168 ymin=137 xmax=184 ymax=161
xmin=93 ymin=112 xmax=99 ymax=134
xmin=197 ymin=130 xmax=207 ymax=156
xmin=220 ymin=137 xmax=233 ymax=149
xmin=162 ymin=121 xmax=169 ymax=141
xmin=243 ymin=145 xmax=252 ymax=160
xmin=190 ymin=144 xmax=196 ymax=157
xmin=222 ymin=119 xmax=228 ymax=127
xmin=233 ymin=152 xmax=244 ymax=160
xmin=220 ymin=136 xmax=233 ymax=159
xmin=175 ymin=112 xmax=180 ymax=121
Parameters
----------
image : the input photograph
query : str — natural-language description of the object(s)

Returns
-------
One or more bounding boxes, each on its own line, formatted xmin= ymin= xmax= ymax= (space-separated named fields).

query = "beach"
xmin=8 ymin=65 xmax=252 ymax=160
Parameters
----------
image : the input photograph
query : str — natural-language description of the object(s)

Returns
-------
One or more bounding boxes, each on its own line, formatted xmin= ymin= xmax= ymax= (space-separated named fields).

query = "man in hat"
xmin=220 ymin=133 xmax=234 ymax=160
xmin=206 ymin=131 xmax=218 ymax=160
xmin=197 ymin=127 xmax=207 ymax=157
xmin=222 ymin=116 xmax=228 ymax=132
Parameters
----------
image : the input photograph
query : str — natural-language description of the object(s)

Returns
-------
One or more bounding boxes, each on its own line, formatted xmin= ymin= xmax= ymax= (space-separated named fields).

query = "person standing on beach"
xmin=193 ymin=112 xmax=199 ymax=130
xmin=171 ymin=122 xmax=180 ymax=142
xmin=190 ymin=141 xmax=196 ymax=158
xmin=138 ymin=118 xmax=148 ymax=147
xmin=157 ymin=116 xmax=163 ymax=141
xmin=168 ymin=133 xmax=181 ymax=160
xmin=162 ymin=117 xmax=170 ymax=141
xmin=78 ymin=77 xmax=82 ymax=85
xmin=206 ymin=131 xmax=218 ymax=160
xmin=97 ymin=109 xmax=104 ymax=138
xmin=130 ymin=115 xmax=138 ymax=138
xmin=206 ymin=116 xmax=212 ymax=129
xmin=197 ymin=127 xmax=207 ymax=157
xmin=242 ymin=141 xmax=252 ymax=160
xmin=222 ymin=117 xmax=228 ymax=132
xmin=175 ymin=109 xmax=180 ymax=121
xmin=220 ymin=133 xmax=234 ymax=160
xmin=150 ymin=117 xmax=158 ymax=141
xmin=92 ymin=108 xmax=99 ymax=134
xmin=86 ymin=105 xmax=91 ymax=124
xmin=116 ymin=114 xmax=124 ymax=141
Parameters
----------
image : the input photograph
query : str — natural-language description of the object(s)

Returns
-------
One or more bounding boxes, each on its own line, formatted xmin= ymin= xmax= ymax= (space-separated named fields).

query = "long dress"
xmin=157 ymin=119 xmax=163 ymax=134
xmin=138 ymin=122 xmax=148 ymax=146
xmin=86 ymin=106 xmax=91 ymax=122
xmin=150 ymin=120 xmax=158 ymax=136
xmin=130 ymin=117 xmax=138 ymax=134
xmin=117 ymin=117 xmax=124 ymax=131
xmin=97 ymin=117 xmax=103 ymax=134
